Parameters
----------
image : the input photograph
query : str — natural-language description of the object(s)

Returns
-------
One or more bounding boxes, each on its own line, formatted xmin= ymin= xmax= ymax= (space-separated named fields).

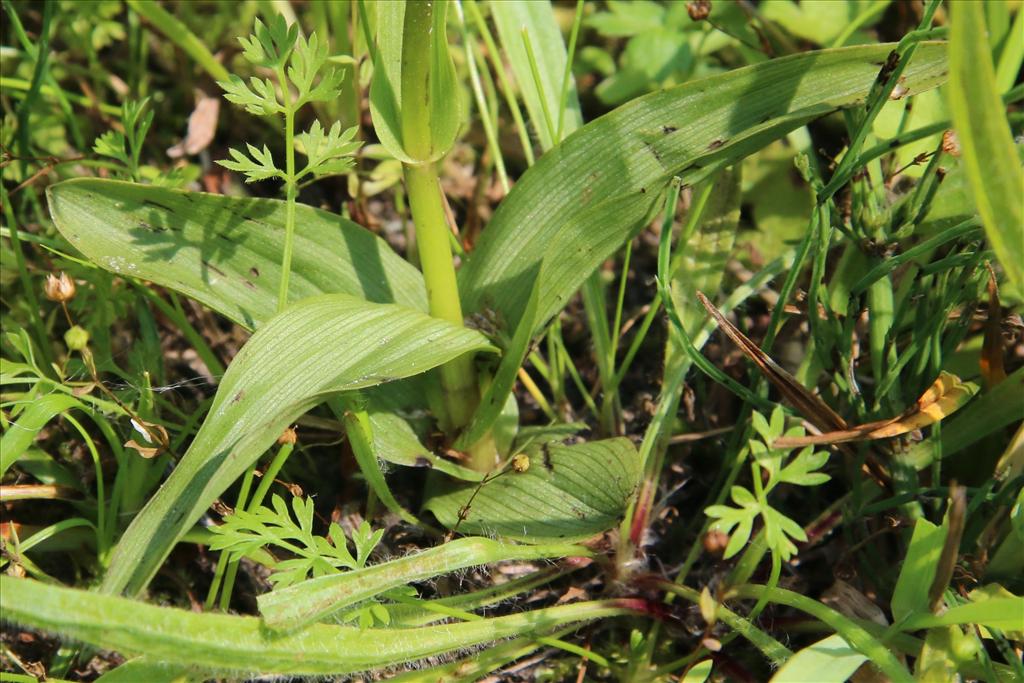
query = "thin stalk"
xmin=466 ymin=0 xmax=535 ymax=166
xmin=609 ymin=241 xmax=632 ymax=374
xmin=520 ymin=29 xmax=556 ymax=145
xmin=249 ymin=443 xmax=295 ymax=512
xmin=555 ymin=0 xmax=584 ymax=142
xmin=654 ymin=582 xmax=792 ymax=671
xmin=276 ymin=65 xmax=297 ymax=314
xmin=516 ymin=368 xmax=556 ymax=421
xmin=62 ymin=414 xmax=106 ymax=559
xmin=455 ymin=0 xmax=509 ymax=193
xmin=206 ymin=468 xmax=257 ymax=610
xmin=820 ymin=0 xmax=942 ymax=200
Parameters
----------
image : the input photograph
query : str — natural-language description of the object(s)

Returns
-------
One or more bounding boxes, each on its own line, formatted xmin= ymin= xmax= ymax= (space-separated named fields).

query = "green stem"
xmin=404 ymin=163 xmax=480 ymax=437
xmin=397 ymin=1 xmax=487 ymax=467
xmin=276 ymin=66 xmax=297 ymax=314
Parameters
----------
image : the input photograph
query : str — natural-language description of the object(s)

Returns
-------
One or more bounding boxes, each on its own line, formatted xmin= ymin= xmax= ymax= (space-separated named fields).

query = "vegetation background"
xmin=1 ymin=0 xmax=1022 ymax=681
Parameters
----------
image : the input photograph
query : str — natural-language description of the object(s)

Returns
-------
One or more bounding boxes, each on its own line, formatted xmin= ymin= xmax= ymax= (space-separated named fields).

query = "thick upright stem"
xmin=398 ymin=1 xmax=493 ymax=470
xmin=404 ymin=162 xmax=479 ymax=433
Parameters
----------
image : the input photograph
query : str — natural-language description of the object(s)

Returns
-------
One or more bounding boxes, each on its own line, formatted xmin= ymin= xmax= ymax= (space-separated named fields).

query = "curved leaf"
xmin=0 ymin=394 xmax=85 ymax=477
xmin=1 ymin=576 xmax=635 ymax=677
xmin=770 ymin=635 xmax=866 ymax=683
xmin=101 ymin=294 xmax=494 ymax=597
xmin=458 ymin=42 xmax=949 ymax=336
xmin=426 ymin=438 xmax=641 ymax=542
xmin=47 ymin=178 xmax=427 ymax=329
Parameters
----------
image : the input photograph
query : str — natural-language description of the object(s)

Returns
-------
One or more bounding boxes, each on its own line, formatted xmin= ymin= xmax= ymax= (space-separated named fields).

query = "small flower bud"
xmin=64 ymin=325 xmax=89 ymax=351
xmin=702 ymin=528 xmax=729 ymax=556
xmin=941 ymin=130 xmax=961 ymax=157
xmin=277 ymin=426 xmax=297 ymax=445
xmin=44 ymin=272 xmax=76 ymax=302
xmin=687 ymin=0 xmax=712 ymax=21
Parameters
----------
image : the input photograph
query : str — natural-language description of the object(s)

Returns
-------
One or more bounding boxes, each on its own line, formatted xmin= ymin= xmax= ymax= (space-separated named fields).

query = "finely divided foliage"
xmin=1 ymin=1 xmax=1022 ymax=681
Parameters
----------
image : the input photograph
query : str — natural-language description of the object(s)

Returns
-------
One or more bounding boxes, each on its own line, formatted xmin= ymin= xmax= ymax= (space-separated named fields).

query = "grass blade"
xmin=948 ymin=0 xmax=1024 ymax=295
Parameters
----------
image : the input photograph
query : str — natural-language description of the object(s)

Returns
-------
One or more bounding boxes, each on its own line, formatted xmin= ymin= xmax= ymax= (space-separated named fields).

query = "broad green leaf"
xmin=101 ymin=295 xmax=494 ymax=598
xmin=45 ymin=179 xmax=449 ymax=479
xmin=948 ymin=1 xmax=1024 ymax=295
xmin=770 ymin=634 xmax=866 ymax=683
xmin=258 ymin=536 xmax=590 ymax=632
xmin=426 ymin=438 xmax=641 ymax=542
xmin=458 ymin=42 xmax=949 ymax=338
xmin=1 ymin=575 xmax=635 ymax=677
xmin=46 ymin=178 xmax=427 ymax=329
xmin=0 ymin=394 xmax=85 ymax=477
xmin=490 ymin=0 xmax=583 ymax=149
xmin=891 ymin=517 xmax=946 ymax=623
xmin=369 ymin=0 xmax=460 ymax=163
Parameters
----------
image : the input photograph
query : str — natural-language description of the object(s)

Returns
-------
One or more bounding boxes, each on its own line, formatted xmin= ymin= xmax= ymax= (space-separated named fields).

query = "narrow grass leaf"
xmin=46 ymin=178 xmax=427 ymax=329
xmin=459 ymin=42 xmax=949 ymax=338
xmin=948 ymin=1 xmax=1024 ymax=295
xmin=489 ymin=0 xmax=583 ymax=150
xmin=258 ymin=536 xmax=590 ymax=632
xmin=101 ymin=295 xmax=494 ymax=598
xmin=426 ymin=438 xmax=641 ymax=542
xmin=1 ymin=575 xmax=638 ymax=677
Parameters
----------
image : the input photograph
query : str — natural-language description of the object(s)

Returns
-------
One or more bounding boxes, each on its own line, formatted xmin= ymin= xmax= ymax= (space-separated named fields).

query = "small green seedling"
xmin=217 ymin=15 xmax=360 ymax=313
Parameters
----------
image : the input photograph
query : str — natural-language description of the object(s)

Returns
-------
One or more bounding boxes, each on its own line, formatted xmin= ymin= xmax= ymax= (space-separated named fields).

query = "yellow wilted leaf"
xmin=774 ymin=372 xmax=978 ymax=448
